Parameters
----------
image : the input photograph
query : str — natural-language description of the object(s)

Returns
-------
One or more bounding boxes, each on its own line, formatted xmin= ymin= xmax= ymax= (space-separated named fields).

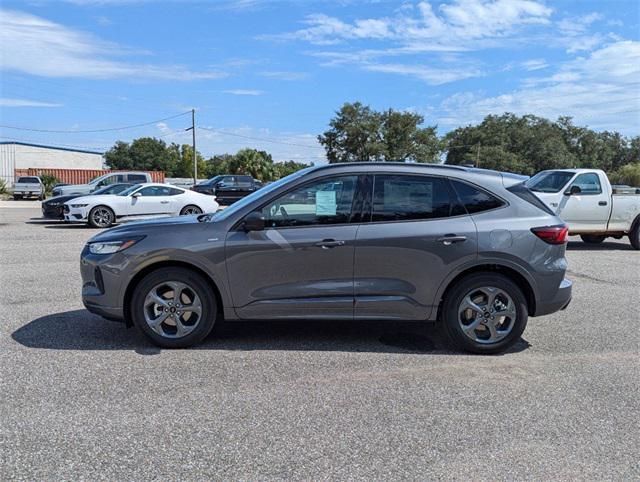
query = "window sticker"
xmin=316 ymin=190 xmax=337 ymax=216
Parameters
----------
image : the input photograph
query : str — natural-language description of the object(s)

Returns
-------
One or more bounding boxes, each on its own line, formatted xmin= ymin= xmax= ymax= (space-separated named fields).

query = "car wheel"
xmin=580 ymin=234 xmax=606 ymax=244
xmin=88 ymin=205 xmax=115 ymax=228
xmin=180 ymin=205 xmax=203 ymax=216
xmin=13 ymin=194 xmax=22 ymax=200
xmin=441 ymin=273 xmax=528 ymax=354
xmin=630 ymin=218 xmax=640 ymax=250
xmin=130 ymin=267 xmax=217 ymax=348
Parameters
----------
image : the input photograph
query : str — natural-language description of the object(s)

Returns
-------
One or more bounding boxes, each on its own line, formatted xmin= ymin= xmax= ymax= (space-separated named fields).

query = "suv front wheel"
xmin=130 ymin=267 xmax=217 ymax=348
xmin=441 ymin=273 xmax=528 ymax=354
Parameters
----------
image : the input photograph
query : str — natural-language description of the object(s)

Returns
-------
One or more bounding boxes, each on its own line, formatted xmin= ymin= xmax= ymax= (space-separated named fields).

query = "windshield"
xmin=210 ymin=167 xmax=313 ymax=222
xmin=118 ymin=184 xmax=142 ymax=196
xmin=17 ymin=177 xmax=40 ymax=183
xmin=93 ymin=184 xmax=128 ymax=195
xmin=199 ymin=176 xmax=222 ymax=186
xmin=525 ymin=171 xmax=575 ymax=193
xmin=88 ymin=173 xmax=110 ymax=185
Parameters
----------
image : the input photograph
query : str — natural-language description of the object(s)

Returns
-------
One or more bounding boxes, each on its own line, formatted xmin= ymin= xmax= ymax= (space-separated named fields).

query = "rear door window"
xmin=128 ymin=174 xmax=148 ymax=183
xmin=371 ymin=175 xmax=452 ymax=222
xmin=450 ymin=180 xmax=505 ymax=214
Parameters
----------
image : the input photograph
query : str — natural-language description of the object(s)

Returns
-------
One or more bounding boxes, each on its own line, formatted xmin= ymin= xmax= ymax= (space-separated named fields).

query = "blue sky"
xmin=1 ymin=0 xmax=639 ymax=162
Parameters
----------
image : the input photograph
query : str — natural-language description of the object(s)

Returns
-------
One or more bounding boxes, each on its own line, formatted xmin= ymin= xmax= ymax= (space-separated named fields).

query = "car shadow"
xmin=11 ymin=309 xmax=531 ymax=356
xmin=567 ymin=240 xmax=632 ymax=251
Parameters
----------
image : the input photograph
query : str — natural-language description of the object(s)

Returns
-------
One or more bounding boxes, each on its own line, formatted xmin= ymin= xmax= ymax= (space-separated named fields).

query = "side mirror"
xmin=132 ymin=192 xmax=141 ymax=198
xmin=565 ymin=185 xmax=581 ymax=196
xmin=243 ymin=211 xmax=265 ymax=232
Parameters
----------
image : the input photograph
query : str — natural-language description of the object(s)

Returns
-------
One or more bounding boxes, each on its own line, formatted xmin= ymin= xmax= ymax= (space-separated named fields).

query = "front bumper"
xmin=64 ymin=205 xmax=90 ymax=222
xmin=42 ymin=204 xmax=65 ymax=219
xmin=80 ymin=245 xmax=126 ymax=322
xmin=534 ymin=278 xmax=572 ymax=316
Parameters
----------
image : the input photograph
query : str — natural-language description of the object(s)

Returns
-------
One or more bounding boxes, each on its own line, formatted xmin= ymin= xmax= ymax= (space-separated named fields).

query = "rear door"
xmin=354 ymin=174 xmax=478 ymax=320
xmin=556 ymin=172 xmax=609 ymax=231
xmin=235 ymin=176 xmax=255 ymax=201
xmin=225 ymin=174 xmax=364 ymax=320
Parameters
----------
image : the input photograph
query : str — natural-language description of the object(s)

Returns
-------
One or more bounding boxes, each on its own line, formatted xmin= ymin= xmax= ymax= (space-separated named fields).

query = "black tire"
xmin=580 ymin=234 xmax=606 ymax=244
xmin=130 ymin=267 xmax=217 ymax=348
xmin=88 ymin=205 xmax=115 ymax=228
xmin=180 ymin=205 xmax=203 ymax=216
xmin=441 ymin=273 xmax=528 ymax=355
xmin=630 ymin=218 xmax=640 ymax=250
xmin=13 ymin=194 xmax=22 ymax=200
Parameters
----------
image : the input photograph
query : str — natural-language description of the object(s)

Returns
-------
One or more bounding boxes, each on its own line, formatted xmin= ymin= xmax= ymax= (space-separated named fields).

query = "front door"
xmin=225 ymin=175 xmax=361 ymax=319
xmin=354 ymin=174 xmax=478 ymax=320
xmin=555 ymin=173 xmax=609 ymax=231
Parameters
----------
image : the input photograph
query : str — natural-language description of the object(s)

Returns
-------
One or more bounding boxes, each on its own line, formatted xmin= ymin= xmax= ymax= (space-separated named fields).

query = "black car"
xmin=41 ymin=183 xmax=133 ymax=219
xmin=192 ymin=175 xmax=261 ymax=205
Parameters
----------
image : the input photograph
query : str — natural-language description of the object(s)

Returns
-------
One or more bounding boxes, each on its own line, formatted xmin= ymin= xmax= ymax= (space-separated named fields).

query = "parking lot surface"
xmin=1 ymin=203 xmax=639 ymax=480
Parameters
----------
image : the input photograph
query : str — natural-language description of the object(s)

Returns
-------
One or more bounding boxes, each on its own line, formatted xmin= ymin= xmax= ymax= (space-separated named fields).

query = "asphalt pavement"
xmin=1 ymin=203 xmax=638 ymax=480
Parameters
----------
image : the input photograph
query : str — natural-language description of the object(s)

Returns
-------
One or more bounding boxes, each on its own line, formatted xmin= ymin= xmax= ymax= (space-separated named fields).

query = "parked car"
xmin=80 ymin=163 xmax=572 ymax=354
xmin=52 ymin=172 xmax=152 ymax=197
xmin=13 ymin=176 xmax=45 ymax=200
xmin=42 ymin=183 xmax=133 ymax=220
xmin=192 ymin=175 xmax=262 ymax=205
xmin=526 ymin=169 xmax=640 ymax=249
xmin=65 ymin=183 xmax=219 ymax=228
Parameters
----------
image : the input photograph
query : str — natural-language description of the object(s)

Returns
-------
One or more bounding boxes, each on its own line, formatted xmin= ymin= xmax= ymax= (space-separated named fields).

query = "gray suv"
xmin=80 ymin=163 xmax=572 ymax=354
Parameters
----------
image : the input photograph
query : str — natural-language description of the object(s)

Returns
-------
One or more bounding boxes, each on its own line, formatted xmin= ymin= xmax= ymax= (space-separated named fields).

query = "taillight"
xmin=531 ymin=224 xmax=568 ymax=245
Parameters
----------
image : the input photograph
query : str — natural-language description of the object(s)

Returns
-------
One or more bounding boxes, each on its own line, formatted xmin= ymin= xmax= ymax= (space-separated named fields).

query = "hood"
xmin=89 ymin=214 xmax=208 ymax=242
xmin=64 ymin=194 xmax=98 ymax=205
xmin=44 ymin=194 xmax=77 ymax=204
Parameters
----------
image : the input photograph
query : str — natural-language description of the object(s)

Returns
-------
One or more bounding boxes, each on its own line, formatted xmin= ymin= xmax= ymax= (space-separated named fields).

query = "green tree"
xmin=318 ymin=102 xmax=441 ymax=163
xmin=104 ymin=137 xmax=183 ymax=175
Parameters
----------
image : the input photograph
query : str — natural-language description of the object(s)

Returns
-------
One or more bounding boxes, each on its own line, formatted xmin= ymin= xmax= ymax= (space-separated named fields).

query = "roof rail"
xmin=311 ymin=161 xmax=470 ymax=172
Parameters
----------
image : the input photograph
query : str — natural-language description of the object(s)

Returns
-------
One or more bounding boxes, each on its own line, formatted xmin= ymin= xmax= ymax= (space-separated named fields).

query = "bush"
xmin=0 ymin=178 xmax=8 ymax=195
xmin=40 ymin=173 xmax=61 ymax=194
xmin=609 ymin=163 xmax=640 ymax=187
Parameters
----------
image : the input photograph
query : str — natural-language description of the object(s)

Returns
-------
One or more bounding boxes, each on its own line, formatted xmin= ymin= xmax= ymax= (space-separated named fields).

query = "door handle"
xmin=437 ymin=235 xmax=467 ymax=245
xmin=314 ymin=239 xmax=345 ymax=249
xmin=160 ymin=200 xmax=169 ymax=204
xmin=598 ymin=201 xmax=607 ymax=206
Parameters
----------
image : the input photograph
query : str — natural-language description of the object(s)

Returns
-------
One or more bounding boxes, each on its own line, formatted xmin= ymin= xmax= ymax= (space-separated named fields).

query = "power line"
xmin=0 ymin=112 xmax=191 ymax=134
xmin=198 ymin=126 xmax=325 ymax=149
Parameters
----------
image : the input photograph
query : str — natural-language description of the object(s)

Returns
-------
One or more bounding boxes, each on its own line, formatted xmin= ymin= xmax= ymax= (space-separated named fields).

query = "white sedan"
xmin=63 ymin=183 xmax=219 ymax=228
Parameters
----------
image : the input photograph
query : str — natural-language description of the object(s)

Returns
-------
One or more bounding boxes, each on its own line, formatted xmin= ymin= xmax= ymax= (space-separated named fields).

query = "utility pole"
xmin=185 ymin=109 xmax=197 ymax=187
xmin=475 ymin=143 xmax=481 ymax=168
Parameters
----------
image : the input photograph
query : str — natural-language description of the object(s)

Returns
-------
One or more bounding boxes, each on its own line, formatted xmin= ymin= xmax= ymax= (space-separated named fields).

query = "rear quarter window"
xmin=450 ymin=180 xmax=505 ymax=214
xmin=507 ymin=183 xmax=556 ymax=215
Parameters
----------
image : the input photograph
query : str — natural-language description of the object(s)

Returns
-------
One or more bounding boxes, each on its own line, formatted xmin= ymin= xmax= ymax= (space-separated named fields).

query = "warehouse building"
xmin=0 ymin=142 xmax=104 ymax=185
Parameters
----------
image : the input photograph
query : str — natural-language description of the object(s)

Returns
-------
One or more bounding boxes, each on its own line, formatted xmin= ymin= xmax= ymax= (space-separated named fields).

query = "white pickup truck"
xmin=12 ymin=176 xmax=45 ymax=200
xmin=526 ymin=169 xmax=640 ymax=249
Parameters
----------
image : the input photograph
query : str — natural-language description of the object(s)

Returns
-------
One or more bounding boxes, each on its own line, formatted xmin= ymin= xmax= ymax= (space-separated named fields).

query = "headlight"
xmin=70 ymin=204 xmax=89 ymax=208
xmin=48 ymin=202 xmax=60 ymax=206
xmin=88 ymin=237 xmax=144 ymax=255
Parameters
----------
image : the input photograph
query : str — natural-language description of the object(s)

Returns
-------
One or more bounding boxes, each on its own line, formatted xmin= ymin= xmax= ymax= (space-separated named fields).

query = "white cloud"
xmin=438 ymin=41 xmax=640 ymax=135
xmin=222 ymin=89 xmax=265 ymax=96
xmin=0 ymin=98 xmax=63 ymax=107
xmin=264 ymin=0 xmax=553 ymax=47
xmin=521 ymin=59 xmax=548 ymax=71
xmin=363 ymin=63 xmax=483 ymax=85
xmin=0 ymin=9 xmax=227 ymax=80
xmin=260 ymin=70 xmax=310 ymax=81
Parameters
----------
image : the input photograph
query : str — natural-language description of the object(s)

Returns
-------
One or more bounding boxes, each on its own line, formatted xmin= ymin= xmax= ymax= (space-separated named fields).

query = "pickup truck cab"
xmin=192 ymin=175 xmax=262 ymax=205
xmin=52 ymin=172 xmax=152 ymax=197
xmin=13 ymin=176 xmax=45 ymax=200
xmin=527 ymin=169 xmax=640 ymax=249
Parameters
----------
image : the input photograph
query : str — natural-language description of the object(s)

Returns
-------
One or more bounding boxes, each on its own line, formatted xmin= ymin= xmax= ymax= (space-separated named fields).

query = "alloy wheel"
xmin=143 ymin=281 xmax=202 ymax=338
xmin=458 ymin=286 xmax=517 ymax=344
xmin=92 ymin=208 xmax=113 ymax=227
xmin=182 ymin=206 xmax=202 ymax=215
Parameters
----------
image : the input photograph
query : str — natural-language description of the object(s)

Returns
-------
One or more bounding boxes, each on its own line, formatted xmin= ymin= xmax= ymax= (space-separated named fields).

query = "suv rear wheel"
xmin=130 ymin=267 xmax=217 ymax=348
xmin=441 ymin=273 xmax=528 ymax=354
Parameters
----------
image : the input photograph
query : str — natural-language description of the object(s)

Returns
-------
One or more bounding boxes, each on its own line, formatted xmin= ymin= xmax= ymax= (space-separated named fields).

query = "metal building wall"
xmin=0 ymin=143 xmax=17 ymax=185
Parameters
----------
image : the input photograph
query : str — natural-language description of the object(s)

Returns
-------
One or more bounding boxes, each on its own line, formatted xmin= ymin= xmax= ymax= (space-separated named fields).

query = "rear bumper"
xmin=533 ymin=278 xmax=572 ymax=316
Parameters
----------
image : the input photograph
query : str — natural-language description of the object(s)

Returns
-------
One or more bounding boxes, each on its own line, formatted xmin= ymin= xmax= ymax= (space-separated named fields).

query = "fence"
xmin=14 ymin=168 xmax=165 ymax=185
